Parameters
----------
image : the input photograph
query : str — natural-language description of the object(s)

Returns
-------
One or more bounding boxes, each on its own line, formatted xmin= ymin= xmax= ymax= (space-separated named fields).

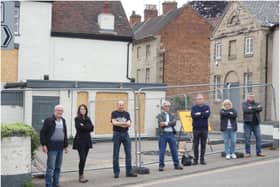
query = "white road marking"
xmin=129 ymin=159 xmax=278 ymax=187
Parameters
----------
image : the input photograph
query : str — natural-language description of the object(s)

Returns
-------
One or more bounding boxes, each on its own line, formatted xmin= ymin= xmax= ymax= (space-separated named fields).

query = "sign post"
xmin=1 ymin=1 xmax=14 ymax=49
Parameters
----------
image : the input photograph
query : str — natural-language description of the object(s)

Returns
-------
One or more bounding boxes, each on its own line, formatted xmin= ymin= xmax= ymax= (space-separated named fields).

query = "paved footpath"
xmin=32 ymin=139 xmax=279 ymax=187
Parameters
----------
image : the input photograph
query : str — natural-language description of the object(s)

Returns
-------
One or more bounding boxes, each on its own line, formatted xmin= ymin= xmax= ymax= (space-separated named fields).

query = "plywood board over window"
xmin=95 ymin=92 xmax=128 ymax=134
xmin=77 ymin=91 xmax=89 ymax=107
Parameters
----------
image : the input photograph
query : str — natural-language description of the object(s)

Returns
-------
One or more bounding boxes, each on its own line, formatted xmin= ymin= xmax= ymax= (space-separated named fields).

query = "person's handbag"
xmin=181 ymin=154 xmax=193 ymax=166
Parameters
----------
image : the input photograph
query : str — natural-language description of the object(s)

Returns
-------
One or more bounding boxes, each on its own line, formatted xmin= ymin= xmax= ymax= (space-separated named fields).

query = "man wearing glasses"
xmin=157 ymin=101 xmax=183 ymax=171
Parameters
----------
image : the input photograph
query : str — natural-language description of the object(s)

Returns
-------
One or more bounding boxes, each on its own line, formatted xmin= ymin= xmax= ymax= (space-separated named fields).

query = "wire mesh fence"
xmin=1 ymin=83 xmax=278 ymax=174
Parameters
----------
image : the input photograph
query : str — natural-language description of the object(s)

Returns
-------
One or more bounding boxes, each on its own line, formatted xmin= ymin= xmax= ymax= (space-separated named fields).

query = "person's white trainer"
xmin=231 ymin=153 xmax=237 ymax=159
xmin=226 ymin=154 xmax=231 ymax=160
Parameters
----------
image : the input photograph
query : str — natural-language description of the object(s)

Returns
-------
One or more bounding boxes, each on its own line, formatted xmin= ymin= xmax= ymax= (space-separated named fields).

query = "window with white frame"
xmin=145 ymin=68 xmax=150 ymax=83
xmin=245 ymin=37 xmax=253 ymax=56
xmin=214 ymin=75 xmax=222 ymax=101
xmin=243 ymin=72 xmax=253 ymax=98
xmin=214 ymin=43 xmax=222 ymax=62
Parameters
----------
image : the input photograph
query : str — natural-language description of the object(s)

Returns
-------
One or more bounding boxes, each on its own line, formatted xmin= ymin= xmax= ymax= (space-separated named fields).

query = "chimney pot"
xmin=130 ymin=11 xmax=141 ymax=26
xmin=162 ymin=1 xmax=177 ymax=14
xmin=144 ymin=4 xmax=158 ymax=21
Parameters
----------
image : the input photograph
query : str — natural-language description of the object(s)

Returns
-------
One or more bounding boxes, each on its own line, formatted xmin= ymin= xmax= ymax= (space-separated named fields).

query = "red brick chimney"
xmin=103 ymin=1 xmax=110 ymax=13
xmin=144 ymin=4 xmax=158 ymax=21
xmin=162 ymin=1 xmax=177 ymax=14
xmin=130 ymin=11 xmax=141 ymax=26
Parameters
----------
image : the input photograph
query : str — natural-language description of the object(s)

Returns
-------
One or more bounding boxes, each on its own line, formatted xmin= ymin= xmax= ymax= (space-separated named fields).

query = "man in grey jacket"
xmin=157 ymin=101 xmax=183 ymax=171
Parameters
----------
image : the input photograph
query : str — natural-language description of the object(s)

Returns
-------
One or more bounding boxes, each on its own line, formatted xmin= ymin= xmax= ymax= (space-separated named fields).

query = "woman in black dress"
xmin=73 ymin=104 xmax=94 ymax=183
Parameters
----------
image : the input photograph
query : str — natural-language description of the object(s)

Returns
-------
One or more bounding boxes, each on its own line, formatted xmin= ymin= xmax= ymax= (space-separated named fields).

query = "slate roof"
xmin=51 ymin=1 xmax=133 ymax=41
xmin=133 ymin=8 xmax=183 ymax=40
xmin=190 ymin=1 xmax=228 ymax=19
xmin=240 ymin=1 xmax=279 ymax=27
xmin=133 ymin=1 xmax=228 ymax=41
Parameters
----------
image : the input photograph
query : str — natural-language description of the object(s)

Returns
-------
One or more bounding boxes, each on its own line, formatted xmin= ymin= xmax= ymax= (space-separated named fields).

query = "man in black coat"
xmin=40 ymin=105 xmax=68 ymax=187
xmin=242 ymin=93 xmax=265 ymax=157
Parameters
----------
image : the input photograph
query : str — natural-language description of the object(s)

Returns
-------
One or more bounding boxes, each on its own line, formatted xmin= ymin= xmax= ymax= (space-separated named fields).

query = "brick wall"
xmin=160 ymin=5 xmax=212 ymax=96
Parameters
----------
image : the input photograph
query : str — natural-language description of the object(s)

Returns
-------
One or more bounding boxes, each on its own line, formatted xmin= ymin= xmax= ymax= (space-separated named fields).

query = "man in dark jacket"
xmin=191 ymin=94 xmax=211 ymax=165
xmin=242 ymin=93 xmax=265 ymax=157
xmin=157 ymin=101 xmax=183 ymax=171
xmin=40 ymin=105 xmax=68 ymax=187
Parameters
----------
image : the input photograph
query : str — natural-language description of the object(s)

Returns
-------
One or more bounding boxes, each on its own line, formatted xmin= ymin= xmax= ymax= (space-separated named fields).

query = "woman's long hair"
xmin=76 ymin=104 xmax=88 ymax=119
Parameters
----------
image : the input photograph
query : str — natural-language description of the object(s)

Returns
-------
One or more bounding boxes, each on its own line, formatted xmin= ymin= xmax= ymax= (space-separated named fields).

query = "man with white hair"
xmin=157 ymin=100 xmax=183 ymax=171
xmin=40 ymin=105 xmax=69 ymax=187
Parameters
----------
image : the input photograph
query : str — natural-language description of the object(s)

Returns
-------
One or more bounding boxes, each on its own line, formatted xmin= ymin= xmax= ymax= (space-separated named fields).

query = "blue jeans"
xmin=223 ymin=129 xmax=237 ymax=155
xmin=45 ymin=150 xmax=63 ymax=187
xmin=244 ymin=124 xmax=262 ymax=154
xmin=112 ymin=131 xmax=132 ymax=176
xmin=159 ymin=132 xmax=179 ymax=167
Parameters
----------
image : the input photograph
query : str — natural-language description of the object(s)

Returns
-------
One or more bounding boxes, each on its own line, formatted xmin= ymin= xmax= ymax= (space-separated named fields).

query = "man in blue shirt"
xmin=191 ymin=94 xmax=211 ymax=165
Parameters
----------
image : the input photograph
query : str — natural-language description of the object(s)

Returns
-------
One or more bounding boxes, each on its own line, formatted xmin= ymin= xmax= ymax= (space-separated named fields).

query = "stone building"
xmin=210 ymin=1 xmax=279 ymax=121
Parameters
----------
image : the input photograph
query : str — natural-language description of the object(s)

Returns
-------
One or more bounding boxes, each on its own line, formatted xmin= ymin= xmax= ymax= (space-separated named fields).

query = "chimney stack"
xmin=144 ymin=4 xmax=158 ymax=21
xmin=130 ymin=11 xmax=141 ymax=26
xmin=162 ymin=1 xmax=177 ymax=14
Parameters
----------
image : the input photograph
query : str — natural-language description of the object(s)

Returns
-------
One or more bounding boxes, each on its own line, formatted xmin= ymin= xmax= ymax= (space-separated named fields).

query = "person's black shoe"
xmin=193 ymin=160 xmax=198 ymax=165
xmin=159 ymin=166 xmax=164 ymax=171
xmin=114 ymin=173 xmax=119 ymax=178
xmin=200 ymin=160 xmax=206 ymax=165
xmin=174 ymin=165 xmax=183 ymax=170
xmin=126 ymin=173 xmax=138 ymax=177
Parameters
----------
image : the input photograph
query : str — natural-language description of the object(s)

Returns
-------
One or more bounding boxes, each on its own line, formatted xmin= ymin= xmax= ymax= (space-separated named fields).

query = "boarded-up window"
xmin=95 ymin=92 xmax=128 ymax=134
xmin=77 ymin=91 xmax=89 ymax=107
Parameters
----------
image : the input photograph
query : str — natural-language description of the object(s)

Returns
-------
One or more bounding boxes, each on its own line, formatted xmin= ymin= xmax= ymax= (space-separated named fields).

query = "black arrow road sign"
xmin=1 ymin=25 xmax=13 ymax=48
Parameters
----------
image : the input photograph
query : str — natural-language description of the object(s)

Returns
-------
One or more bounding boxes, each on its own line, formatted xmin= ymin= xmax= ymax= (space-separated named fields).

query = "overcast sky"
xmin=121 ymin=0 xmax=188 ymax=20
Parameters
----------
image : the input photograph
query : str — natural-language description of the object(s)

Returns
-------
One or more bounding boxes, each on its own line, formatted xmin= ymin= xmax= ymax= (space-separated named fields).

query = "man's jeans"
xmin=223 ymin=129 xmax=237 ymax=155
xmin=244 ymin=123 xmax=262 ymax=154
xmin=45 ymin=150 xmax=63 ymax=187
xmin=113 ymin=131 xmax=132 ymax=176
xmin=159 ymin=132 xmax=179 ymax=167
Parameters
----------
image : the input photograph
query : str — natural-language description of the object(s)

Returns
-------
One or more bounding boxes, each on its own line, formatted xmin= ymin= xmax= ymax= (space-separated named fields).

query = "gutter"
xmin=126 ymin=42 xmax=135 ymax=83
xmin=4 ymin=82 xmax=27 ymax=89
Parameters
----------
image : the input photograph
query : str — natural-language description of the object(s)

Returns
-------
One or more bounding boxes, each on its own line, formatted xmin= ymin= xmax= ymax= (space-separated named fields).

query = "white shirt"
xmin=227 ymin=119 xmax=232 ymax=129
xmin=164 ymin=112 xmax=173 ymax=132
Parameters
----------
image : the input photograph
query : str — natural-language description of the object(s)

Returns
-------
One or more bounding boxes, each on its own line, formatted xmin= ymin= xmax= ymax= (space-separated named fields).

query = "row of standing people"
xmin=40 ymin=93 xmax=264 ymax=187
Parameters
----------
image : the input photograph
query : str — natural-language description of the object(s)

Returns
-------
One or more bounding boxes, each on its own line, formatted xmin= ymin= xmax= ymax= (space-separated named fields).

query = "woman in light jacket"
xmin=220 ymin=99 xmax=238 ymax=159
xmin=73 ymin=104 xmax=94 ymax=183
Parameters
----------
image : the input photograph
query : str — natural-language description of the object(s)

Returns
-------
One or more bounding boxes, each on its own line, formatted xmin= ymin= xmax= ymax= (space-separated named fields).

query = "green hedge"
xmin=1 ymin=123 xmax=40 ymax=159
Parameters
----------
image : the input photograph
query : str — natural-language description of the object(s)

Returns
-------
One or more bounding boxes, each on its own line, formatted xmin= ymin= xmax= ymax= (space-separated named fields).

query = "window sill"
xmin=244 ymin=54 xmax=254 ymax=58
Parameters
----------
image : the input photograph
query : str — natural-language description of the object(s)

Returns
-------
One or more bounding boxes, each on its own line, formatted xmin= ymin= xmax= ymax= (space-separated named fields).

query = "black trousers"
xmin=193 ymin=129 xmax=208 ymax=161
xmin=77 ymin=145 xmax=90 ymax=175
